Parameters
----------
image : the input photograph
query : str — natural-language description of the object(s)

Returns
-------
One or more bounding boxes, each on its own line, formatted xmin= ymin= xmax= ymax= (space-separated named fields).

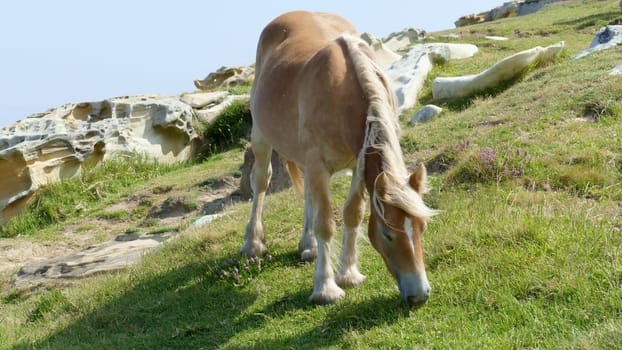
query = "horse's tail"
xmin=286 ymin=160 xmax=304 ymax=195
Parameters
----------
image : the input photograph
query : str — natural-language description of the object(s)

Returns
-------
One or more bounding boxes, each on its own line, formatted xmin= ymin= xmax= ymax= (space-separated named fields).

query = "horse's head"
xmin=368 ymin=163 xmax=436 ymax=308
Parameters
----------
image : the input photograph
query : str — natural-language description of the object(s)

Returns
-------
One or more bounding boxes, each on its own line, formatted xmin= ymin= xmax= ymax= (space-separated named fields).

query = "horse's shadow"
xmin=11 ymin=249 xmax=407 ymax=349
xmin=228 ymin=289 xmax=409 ymax=349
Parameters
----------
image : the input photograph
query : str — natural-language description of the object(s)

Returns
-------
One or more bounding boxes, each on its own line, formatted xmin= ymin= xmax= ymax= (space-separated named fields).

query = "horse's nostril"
xmin=406 ymin=294 xmax=429 ymax=308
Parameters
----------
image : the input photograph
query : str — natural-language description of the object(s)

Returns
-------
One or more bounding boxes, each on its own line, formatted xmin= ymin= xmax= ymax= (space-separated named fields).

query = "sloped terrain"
xmin=1 ymin=1 xmax=621 ymax=348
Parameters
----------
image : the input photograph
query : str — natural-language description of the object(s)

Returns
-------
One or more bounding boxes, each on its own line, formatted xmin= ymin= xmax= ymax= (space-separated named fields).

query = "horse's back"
xmin=251 ymin=11 xmax=367 ymax=170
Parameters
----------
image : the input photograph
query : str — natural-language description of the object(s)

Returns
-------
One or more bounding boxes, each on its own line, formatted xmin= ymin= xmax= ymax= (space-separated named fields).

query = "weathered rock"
xmin=455 ymin=1 xmax=519 ymax=27
xmin=433 ymin=41 xmax=564 ymax=100
xmin=387 ymin=43 xmax=479 ymax=111
xmin=610 ymin=64 xmax=622 ymax=76
xmin=193 ymin=93 xmax=250 ymax=125
xmin=455 ymin=0 xmax=567 ymax=27
xmin=0 ymin=239 xmax=73 ymax=276
xmin=12 ymin=232 xmax=174 ymax=289
xmin=409 ymin=105 xmax=443 ymax=125
xmin=455 ymin=13 xmax=488 ymax=28
xmin=194 ymin=66 xmax=254 ymax=90
xmin=192 ymin=214 xmax=224 ymax=228
xmin=360 ymin=32 xmax=402 ymax=68
xmin=518 ymin=0 xmax=567 ymax=16
xmin=239 ymin=147 xmax=292 ymax=200
xmin=573 ymin=26 xmax=622 ymax=59
xmin=0 ymin=95 xmax=198 ymax=224
xmin=486 ymin=36 xmax=509 ymax=41
xmin=180 ymin=90 xmax=229 ymax=109
xmin=382 ymin=28 xmax=426 ymax=52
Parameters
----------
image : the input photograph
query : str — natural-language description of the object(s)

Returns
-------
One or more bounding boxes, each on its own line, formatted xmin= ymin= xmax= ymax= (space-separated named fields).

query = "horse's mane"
xmin=342 ymin=35 xmax=437 ymax=220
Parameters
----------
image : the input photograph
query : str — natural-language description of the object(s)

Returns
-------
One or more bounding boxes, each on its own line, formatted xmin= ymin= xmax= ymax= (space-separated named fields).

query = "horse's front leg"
xmin=306 ymin=163 xmax=345 ymax=305
xmin=336 ymin=174 xmax=366 ymax=288
xmin=241 ymin=130 xmax=272 ymax=256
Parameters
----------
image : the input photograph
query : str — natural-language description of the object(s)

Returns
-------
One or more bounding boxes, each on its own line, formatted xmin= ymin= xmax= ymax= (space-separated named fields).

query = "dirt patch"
xmin=0 ymin=173 xmax=243 ymax=289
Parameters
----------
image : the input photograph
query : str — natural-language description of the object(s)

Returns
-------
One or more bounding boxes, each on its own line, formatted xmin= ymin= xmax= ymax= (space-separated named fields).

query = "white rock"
xmin=180 ymin=91 xmax=229 ymax=109
xmin=192 ymin=213 xmax=224 ymax=227
xmin=382 ymin=28 xmax=426 ymax=52
xmin=387 ymin=43 xmax=479 ymax=111
xmin=360 ymin=32 xmax=402 ymax=68
xmin=194 ymin=94 xmax=250 ymax=124
xmin=409 ymin=105 xmax=443 ymax=125
xmin=0 ymin=95 xmax=198 ymax=224
xmin=432 ymin=41 xmax=564 ymax=100
xmin=12 ymin=232 xmax=174 ymax=288
xmin=610 ymin=64 xmax=622 ymax=76
xmin=573 ymin=26 xmax=622 ymax=59
xmin=485 ymin=36 xmax=509 ymax=41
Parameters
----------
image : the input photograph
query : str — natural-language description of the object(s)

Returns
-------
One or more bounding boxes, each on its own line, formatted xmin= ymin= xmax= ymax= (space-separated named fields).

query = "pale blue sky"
xmin=0 ymin=1 xmax=503 ymax=128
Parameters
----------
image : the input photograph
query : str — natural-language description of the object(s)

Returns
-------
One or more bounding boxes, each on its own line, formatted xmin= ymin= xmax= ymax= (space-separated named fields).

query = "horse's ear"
xmin=374 ymin=171 xmax=390 ymax=201
xmin=409 ymin=163 xmax=428 ymax=195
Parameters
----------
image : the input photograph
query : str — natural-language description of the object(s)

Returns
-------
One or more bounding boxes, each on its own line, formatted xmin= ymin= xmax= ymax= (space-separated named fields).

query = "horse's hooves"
xmin=336 ymin=269 xmax=366 ymax=289
xmin=309 ymin=282 xmax=345 ymax=305
xmin=300 ymin=248 xmax=317 ymax=263
xmin=239 ymin=241 xmax=267 ymax=257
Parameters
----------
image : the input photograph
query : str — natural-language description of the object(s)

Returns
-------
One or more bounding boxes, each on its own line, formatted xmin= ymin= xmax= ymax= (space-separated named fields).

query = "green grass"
xmin=1 ymin=1 xmax=622 ymax=348
xmin=0 ymin=154 xmax=184 ymax=238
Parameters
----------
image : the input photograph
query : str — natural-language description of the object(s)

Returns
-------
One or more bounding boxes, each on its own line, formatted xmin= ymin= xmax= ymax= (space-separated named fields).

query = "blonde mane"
xmin=342 ymin=35 xmax=437 ymax=220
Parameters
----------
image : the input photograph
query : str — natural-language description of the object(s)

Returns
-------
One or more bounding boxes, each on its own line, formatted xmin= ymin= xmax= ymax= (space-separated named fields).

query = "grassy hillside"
xmin=1 ymin=1 xmax=621 ymax=348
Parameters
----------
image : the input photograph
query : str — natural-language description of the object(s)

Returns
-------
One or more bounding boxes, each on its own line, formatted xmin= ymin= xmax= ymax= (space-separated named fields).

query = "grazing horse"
xmin=242 ymin=11 xmax=437 ymax=307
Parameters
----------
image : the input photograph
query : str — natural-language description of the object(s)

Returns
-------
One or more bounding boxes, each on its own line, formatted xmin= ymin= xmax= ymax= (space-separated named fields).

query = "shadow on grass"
xmin=12 ymin=248 xmax=407 ymax=349
xmin=222 ymin=291 xmax=408 ymax=350
xmin=11 ymin=252 xmax=257 ymax=349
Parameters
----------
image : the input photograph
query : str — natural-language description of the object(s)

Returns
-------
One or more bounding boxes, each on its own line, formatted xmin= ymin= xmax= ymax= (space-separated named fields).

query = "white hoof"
xmin=239 ymin=240 xmax=267 ymax=256
xmin=300 ymin=248 xmax=317 ymax=263
xmin=298 ymin=236 xmax=317 ymax=262
xmin=336 ymin=267 xmax=366 ymax=289
xmin=309 ymin=280 xmax=345 ymax=305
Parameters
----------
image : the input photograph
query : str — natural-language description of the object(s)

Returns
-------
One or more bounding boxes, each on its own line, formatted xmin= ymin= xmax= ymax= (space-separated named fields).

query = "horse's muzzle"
xmin=406 ymin=292 xmax=430 ymax=308
xmin=398 ymin=273 xmax=431 ymax=308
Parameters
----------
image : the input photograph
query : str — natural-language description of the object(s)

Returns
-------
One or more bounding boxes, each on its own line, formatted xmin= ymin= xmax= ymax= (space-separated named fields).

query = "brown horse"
xmin=242 ymin=11 xmax=437 ymax=307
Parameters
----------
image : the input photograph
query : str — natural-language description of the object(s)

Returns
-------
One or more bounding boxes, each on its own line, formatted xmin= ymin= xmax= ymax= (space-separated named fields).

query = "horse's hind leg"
xmin=336 ymin=173 xmax=366 ymax=288
xmin=241 ymin=128 xmax=272 ymax=256
xmin=299 ymin=197 xmax=317 ymax=262
xmin=306 ymin=160 xmax=345 ymax=305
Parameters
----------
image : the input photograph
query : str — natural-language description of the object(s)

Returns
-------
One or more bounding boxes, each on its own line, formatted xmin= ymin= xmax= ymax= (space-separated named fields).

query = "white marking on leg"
xmin=310 ymin=238 xmax=345 ymax=304
xmin=404 ymin=217 xmax=415 ymax=252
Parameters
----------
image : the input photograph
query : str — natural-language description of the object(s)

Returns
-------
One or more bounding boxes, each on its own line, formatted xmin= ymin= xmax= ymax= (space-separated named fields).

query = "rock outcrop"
xmin=0 ymin=95 xmax=198 ymax=224
xmin=573 ymin=25 xmax=622 ymax=59
xmin=194 ymin=66 xmax=254 ymax=90
xmin=518 ymin=0 xmax=567 ymax=16
xmin=382 ymin=28 xmax=426 ymax=52
xmin=386 ymin=43 xmax=479 ymax=111
xmin=455 ymin=0 xmax=567 ymax=27
xmin=360 ymin=32 xmax=402 ymax=68
xmin=0 ymin=90 xmax=249 ymax=224
xmin=13 ymin=232 xmax=174 ymax=289
xmin=409 ymin=105 xmax=443 ymax=125
xmin=180 ymin=90 xmax=249 ymax=124
xmin=239 ymin=147 xmax=292 ymax=200
xmin=432 ymin=41 xmax=564 ymax=101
